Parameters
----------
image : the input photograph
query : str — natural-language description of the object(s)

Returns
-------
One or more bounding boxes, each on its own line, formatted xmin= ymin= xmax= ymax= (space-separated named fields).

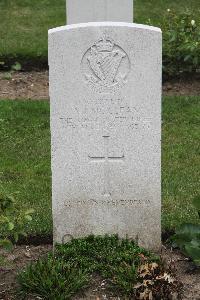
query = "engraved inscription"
xmin=59 ymin=98 xmax=152 ymax=131
xmin=81 ymin=37 xmax=130 ymax=93
xmin=65 ymin=199 xmax=151 ymax=208
xmin=89 ymin=136 xmax=124 ymax=196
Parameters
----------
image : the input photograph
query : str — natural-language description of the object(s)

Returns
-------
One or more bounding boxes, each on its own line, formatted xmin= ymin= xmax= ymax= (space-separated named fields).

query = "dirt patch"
xmin=0 ymin=244 xmax=52 ymax=300
xmin=0 ymin=71 xmax=200 ymax=100
xmin=161 ymin=246 xmax=200 ymax=300
xmin=0 ymin=244 xmax=199 ymax=299
xmin=0 ymin=71 xmax=49 ymax=100
xmin=163 ymin=76 xmax=200 ymax=97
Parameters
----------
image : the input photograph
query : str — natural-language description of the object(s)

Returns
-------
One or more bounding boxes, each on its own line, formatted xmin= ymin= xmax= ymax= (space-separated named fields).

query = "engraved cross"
xmin=89 ymin=136 xmax=125 ymax=196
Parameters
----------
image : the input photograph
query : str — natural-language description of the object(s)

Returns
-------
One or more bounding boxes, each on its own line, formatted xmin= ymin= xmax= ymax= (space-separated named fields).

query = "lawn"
xmin=0 ymin=0 xmax=199 ymax=65
xmin=0 ymin=101 xmax=51 ymax=235
xmin=0 ymin=97 xmax=199 ymax=236
xmin=135 ymin=0 xmax=199 ymax=23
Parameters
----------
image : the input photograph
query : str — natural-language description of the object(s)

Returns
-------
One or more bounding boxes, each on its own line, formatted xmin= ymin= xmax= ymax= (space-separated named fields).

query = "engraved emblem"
xmin=81 ymin=37 xmax=130 ymax=93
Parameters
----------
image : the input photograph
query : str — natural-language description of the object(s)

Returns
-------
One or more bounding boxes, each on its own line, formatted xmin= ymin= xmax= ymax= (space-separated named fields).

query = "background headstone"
xmin=67 ymin=0 xmax=134 ymax=24
xmin=49 ymin=22 xmax=162 ymax=251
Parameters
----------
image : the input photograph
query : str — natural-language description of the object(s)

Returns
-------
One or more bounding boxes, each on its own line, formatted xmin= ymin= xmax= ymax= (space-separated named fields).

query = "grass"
xmin=0 ymin=100 xmax=51 ymax=235
xmin=18 ymin=235 xmax=160 ymax=299
xmin=162 ymin=96 xmax=200 ymax=229
xmin=135 ymin=0 xmax=199 ymax=23
xmin=0 ymin=0 xmax=199 ymax=66
xmin=0 ymin=97 xmax=199 ymax=236
xmin=0 ymin=0 xmax=66 ymax=65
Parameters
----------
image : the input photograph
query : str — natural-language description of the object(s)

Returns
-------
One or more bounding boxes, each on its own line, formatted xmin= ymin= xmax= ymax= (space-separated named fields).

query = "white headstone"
xmin=49 ymin=22 xmax=162 ymax=251
xmin=67 ymin=0 xmax=133 ymax=24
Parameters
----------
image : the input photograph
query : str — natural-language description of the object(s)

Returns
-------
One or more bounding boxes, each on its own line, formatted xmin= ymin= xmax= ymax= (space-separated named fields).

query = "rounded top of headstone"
xmin=49 ymin=22 xmax=162 ymax=35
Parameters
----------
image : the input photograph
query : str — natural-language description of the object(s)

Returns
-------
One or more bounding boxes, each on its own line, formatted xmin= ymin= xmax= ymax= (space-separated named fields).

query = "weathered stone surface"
xmin=49 ymin=23 xmax=162 ymax=251
xmin=67 ymin=0 xmax=133 ymax=24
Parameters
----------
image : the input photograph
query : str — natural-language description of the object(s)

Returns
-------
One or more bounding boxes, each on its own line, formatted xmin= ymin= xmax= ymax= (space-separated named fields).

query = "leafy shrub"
xmin=18 ymin=235 xmax=163 ymax=299
xmin=0 ymin=191 xmax=34 ymax=251
xmin=148 ymin=10 xmax=200 ymax=77
xmin=171 ymin=195 xmax=200 ymax=266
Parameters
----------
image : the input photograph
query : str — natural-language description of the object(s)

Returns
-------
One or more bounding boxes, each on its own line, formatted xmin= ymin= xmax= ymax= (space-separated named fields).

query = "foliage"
xmin=154 ymin=10 xmax=200 ymax=77
xmin=2 ymin=72 xmax=12 ymax=80
xmin=0 ymin=191 xmax=34 ymax=251
xmin=18 ymin=253 xmax=89 ymax=300
xmin=171 ymin=196 xmax=200 ymax=266
xmin=2 ymin=62 xmax=22 ymax=80
xmin=11 ymin=62 xmax=22 ymax=71
xmin=18 ymin=235 xmax=162 ymax=299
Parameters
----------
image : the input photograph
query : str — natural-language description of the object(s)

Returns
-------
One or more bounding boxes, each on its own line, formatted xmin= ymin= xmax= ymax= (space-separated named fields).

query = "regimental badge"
xmin=81 ymin=37 xmax=130 ymax=93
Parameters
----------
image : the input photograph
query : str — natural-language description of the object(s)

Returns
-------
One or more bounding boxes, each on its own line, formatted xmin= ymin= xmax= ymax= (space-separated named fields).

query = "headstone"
xmin=67 ymin=0 xmax=133 ymax=24
xmin=49 ymin=22 xmax=162 ymax=251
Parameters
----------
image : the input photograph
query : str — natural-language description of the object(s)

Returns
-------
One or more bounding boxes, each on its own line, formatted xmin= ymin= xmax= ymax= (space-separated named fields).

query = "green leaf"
xmin=24 ymin=215 xmax=32 ymax=221
xmin=171 ymin=224 xmax=200 ymax=252
xmin=25 ymin=209 xmax=34 ymax=215
xmin=8 ymin=222 xmax=14 ymax=231
xmin=11 ymin=62 xmax=22 ymax=71
xmin=184 ymin=54 xmax=191 ymax=62
xmin=190 ymin=239 xmax=200 ymax=248
xmin=0 ymin=239 xmax=13 ymax=251
xmin=176 ymin=223 xmax=200 ymax=236
xmin=0 ymin=215 xmax=9 ymax=223
xmin=2 ymin=72 xmax=12 ymax=80
xmin=185 ymin=244 xmax=200 ymax=267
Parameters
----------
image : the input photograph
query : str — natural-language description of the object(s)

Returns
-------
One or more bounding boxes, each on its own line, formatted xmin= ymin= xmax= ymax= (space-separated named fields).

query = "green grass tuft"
xmin=18 ymin=235 xmax=158 ymax=299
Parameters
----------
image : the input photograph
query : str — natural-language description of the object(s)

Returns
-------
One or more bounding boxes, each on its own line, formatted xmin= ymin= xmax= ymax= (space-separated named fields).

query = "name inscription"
xmin=59 ymin=97 xmax=152 ymax=131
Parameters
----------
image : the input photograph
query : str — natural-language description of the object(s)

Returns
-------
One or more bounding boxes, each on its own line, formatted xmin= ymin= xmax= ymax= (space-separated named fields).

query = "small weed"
xmin=2 ymin=72 xmax=12 ymax=80
xmin=2 ymin=62 xmax=22 ymax=80
xmin=11 ymin=62 xmax=22 ymax=71
xmin=18 ymin=235 xmax=159 ymax=299
xmin=0 ymin=191 xmax=34 ymax=251
xmin=171 ymin=195 xmax=200 ymax=267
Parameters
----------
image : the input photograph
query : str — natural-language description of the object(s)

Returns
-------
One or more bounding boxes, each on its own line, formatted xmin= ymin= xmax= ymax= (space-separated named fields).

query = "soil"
xmin=0 ymin=71 xmax=49 ymax=100
xmin=0 ymin=244 xmax=199 ymax=300
xmin=0 ymin=71 xmax=200 ymax=100
xmin=0 ymin=244 xmax=52 ymax=300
